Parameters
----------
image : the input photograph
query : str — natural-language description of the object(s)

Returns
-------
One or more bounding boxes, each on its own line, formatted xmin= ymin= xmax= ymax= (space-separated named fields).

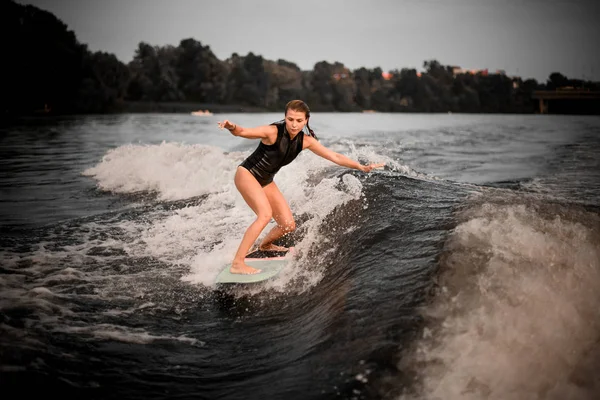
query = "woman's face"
xmin=285 ymin=109 xmax=307 ymax=135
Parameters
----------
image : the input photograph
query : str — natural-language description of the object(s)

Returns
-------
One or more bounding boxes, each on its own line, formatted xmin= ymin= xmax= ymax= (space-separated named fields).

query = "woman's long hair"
xmin=285 ymin=100 xmax=318 ymax=140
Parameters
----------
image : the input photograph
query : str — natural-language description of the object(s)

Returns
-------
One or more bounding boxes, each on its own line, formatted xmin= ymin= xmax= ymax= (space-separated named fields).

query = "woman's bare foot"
xmin=230 ymin=261 xmax=261 ymax=275
xmin=258 ymin=243 xmax=289 ymax=252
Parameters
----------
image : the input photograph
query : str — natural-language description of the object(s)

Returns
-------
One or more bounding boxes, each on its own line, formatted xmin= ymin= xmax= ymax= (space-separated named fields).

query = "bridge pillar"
xmin=539 ymin=98 xmax=548 ymax=114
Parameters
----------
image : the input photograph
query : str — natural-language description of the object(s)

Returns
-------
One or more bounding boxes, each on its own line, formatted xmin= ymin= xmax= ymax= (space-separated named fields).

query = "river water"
xmin=1 ymin=112 xmax=599 ymax=399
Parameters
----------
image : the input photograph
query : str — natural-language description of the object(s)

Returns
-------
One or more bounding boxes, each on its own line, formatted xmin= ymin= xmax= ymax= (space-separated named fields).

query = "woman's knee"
xmin=280 ymin=219 xmax=296 ymax=233
xmin=256 ymin=209 xmax=273 ymax=226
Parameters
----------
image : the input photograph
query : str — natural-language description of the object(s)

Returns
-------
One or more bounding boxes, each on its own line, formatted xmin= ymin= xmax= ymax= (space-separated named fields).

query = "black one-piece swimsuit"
xmin=240 ymin=121 xmax=305 ymax=187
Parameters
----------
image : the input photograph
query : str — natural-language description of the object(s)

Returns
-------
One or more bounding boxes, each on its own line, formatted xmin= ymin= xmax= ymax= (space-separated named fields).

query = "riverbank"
xmin=122 ymin=101 xmax=270 ymax=114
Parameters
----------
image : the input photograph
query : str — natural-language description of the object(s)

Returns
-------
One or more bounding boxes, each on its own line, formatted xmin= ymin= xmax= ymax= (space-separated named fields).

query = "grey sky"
xmin=19 ymin=0 xmax=600 ymax=81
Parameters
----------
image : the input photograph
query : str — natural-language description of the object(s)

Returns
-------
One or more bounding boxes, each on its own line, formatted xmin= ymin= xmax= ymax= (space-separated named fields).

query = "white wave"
xmin=83 ymin=142 xmax=241 ymax=200
xmin=82 ymin=139 xmax=420 ymax=202
xmin=80 ymin=140 xmax=378 ymax=289
xmin=333 ymin=138 xmax=429 ymax=179
xmin=400 ymin=199 xmax=600 ymax=400
xmin=177 ymin=154 xmax=367 ymax=289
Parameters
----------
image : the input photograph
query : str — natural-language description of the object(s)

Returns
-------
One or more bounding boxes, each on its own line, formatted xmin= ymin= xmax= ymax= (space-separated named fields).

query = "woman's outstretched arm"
xmin=217 ymin=120 xmax=277 ymax=141
xmin=304 ymin=136 xmax=384 ymax=172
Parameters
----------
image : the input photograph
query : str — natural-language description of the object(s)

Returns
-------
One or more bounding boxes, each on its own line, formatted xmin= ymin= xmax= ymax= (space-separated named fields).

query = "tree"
xmin=127 ymin=42 xmax=183 ymax=102
xmin=225 ymin=52 xmax=269 ymax=107
xmin=176 ymin=38 xmax=227 ymax=103
xmin=547 ymin=72 xmax=568 ymax=89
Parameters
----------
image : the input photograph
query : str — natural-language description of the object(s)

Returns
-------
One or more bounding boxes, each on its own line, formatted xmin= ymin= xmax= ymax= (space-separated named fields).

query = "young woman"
xmin=218 ymin=100 xmax=383 ymax=274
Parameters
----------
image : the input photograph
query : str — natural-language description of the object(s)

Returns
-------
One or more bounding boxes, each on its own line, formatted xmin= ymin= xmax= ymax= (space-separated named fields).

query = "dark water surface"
xmin=1 ymin=113 xmax=599 ymax=399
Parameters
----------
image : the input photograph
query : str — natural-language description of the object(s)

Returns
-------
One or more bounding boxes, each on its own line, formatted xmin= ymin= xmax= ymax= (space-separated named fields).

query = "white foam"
xmin=332 ymin=139 xmax=427 ymax=178
xmin=401 ymin=200 xmax=600 ymax=400
xmin=83 ymin=142 xmax=241 ymax=200
xmin=180 ymin=163 xmax=366 ymax=289
xmin=82 ymin=139 xmax=420 ymax=201
xmin=80 ymin=139 xmax=380 ymax=290
xmin=54 ymin=324 xmax=203 ymax=345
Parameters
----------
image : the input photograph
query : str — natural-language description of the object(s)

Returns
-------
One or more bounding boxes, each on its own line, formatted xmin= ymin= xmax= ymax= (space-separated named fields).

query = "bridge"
xmin=532 ymin=89 xmax=600 ymax=114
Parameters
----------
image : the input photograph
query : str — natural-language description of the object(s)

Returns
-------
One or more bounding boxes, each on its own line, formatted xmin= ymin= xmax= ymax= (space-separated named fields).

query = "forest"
xmin=3 ymin=0 xmax=599 ymax=116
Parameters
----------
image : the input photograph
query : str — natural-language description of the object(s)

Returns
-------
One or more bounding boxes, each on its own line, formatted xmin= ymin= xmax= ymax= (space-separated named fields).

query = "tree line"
xmin=3 ymin=0 xmax=599 ymax=116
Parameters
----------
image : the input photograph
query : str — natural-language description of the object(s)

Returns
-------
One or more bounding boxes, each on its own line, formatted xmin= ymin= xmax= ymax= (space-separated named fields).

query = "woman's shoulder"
xmin=268 ymin=120 xmax=285 ymax=136
xmin=302 ymin=133 xmax=318 ymax=149
xmin=257 ymin=124 xmax=279 ymax=145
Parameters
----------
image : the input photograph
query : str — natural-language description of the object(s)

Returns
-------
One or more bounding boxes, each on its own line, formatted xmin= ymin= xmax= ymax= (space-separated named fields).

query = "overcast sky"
xmin=19 ymin=0 xmax=600 ymax=82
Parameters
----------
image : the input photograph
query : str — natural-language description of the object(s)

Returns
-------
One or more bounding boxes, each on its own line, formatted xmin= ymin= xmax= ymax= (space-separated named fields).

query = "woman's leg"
xmin=231 ymin=167 xmax=272 ymax=274
xmin=259 ymin=181 xmax=296 ymax=251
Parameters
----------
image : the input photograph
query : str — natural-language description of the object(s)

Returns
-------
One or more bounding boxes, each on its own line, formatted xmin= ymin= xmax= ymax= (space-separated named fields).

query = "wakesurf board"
xmin=215 ymin=247 xmax=295 ymax=284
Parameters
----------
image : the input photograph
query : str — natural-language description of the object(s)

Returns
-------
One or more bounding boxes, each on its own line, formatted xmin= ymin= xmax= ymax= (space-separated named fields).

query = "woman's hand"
xmin=217 ymin=120 xmax=236 ymax=131
xmin=359 ymin=162 xmax=385 ymax=173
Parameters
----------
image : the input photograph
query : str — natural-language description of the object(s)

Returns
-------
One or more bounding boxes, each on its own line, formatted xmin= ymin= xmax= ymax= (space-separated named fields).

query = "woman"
xmin=218 ymin=100 xmax=383 ymax=274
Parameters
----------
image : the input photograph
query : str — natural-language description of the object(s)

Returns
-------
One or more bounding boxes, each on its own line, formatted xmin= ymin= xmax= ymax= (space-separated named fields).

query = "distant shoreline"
xmin=7 ymin=100 xmax=599 ymax=119
xmin=97 ymin=101 xmax=540 ymax=115
xmin=121 ymin=101 xmax=270 ymax=114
